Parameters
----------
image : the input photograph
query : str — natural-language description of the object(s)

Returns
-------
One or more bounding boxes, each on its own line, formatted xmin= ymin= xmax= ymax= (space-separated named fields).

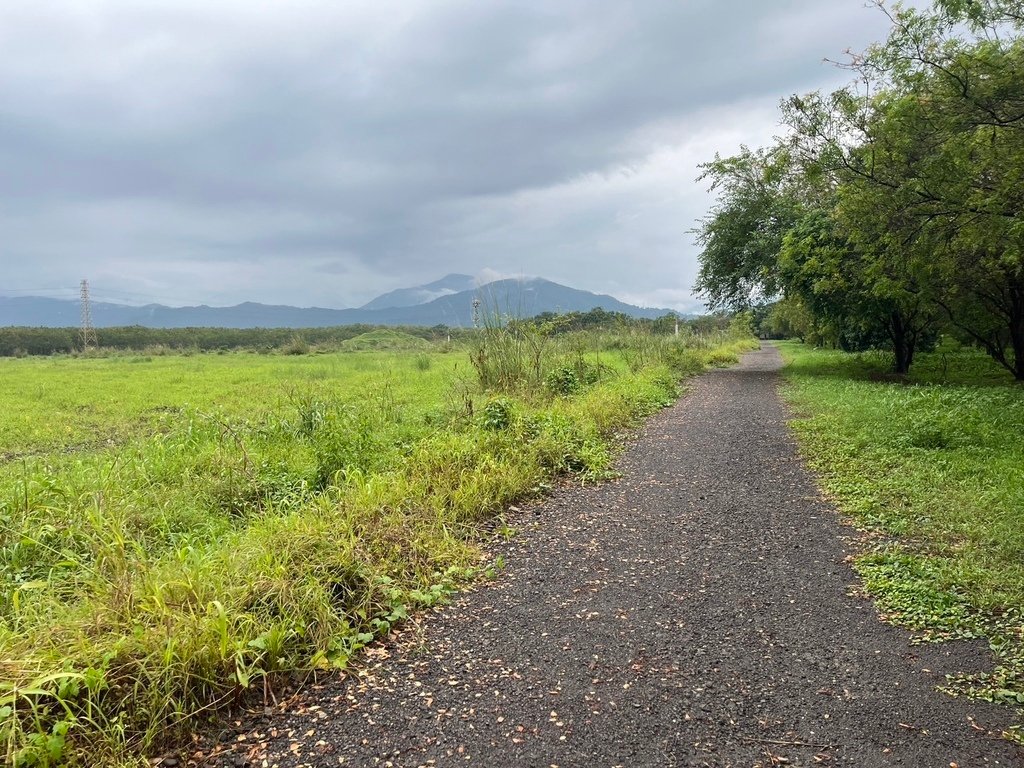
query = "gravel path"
xmin=194 ymin=344 xmax=1020 ymax=768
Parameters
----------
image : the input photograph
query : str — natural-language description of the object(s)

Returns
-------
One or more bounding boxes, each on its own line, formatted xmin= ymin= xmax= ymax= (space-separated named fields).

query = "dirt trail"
xmin=198 ymin=345 xmax=1020 ymax=767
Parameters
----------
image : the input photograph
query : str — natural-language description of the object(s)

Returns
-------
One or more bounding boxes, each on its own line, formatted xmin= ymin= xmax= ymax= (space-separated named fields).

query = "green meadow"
xmin=0 ymin=326 xmax=755 ymax=766
xmin=1 ymin=347 xmax=455 ymax=457
xmin=779 ymin=342 xmax=1024 ymax=737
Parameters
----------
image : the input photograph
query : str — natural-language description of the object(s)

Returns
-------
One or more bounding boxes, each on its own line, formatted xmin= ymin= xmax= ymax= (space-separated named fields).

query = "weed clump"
xmin=545 ymin=364 xmax=581 ymax=396
xmin=282 ymin=335 xmax=310 ymax=355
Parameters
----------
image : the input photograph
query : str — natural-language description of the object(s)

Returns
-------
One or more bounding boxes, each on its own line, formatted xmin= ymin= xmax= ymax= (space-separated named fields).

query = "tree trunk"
xmin=889 ymin=311 xmax=914 ymax=375
xmin=1011 ymin=296 xmax=1024 ymax=381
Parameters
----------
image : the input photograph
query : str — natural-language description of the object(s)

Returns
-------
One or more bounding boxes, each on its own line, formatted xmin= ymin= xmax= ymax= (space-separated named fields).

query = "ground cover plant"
xmin=0 ymin=325 xmax=755 ymax=766
xmin=778 ymin=341 xmax=1024 ymax=740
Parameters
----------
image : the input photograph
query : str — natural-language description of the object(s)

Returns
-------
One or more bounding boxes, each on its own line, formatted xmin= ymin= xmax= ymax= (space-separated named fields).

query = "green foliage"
xmin=468 ymin=319 xmax=550 ymax=393
xmin=780 ymin=341 xmax=1024 ymax=724
xmin=481 ymin=398 xmax=515 ymax=431
xmin=281 ymin=335 xmax=310 ymax=355
xmin=341 ymin=330 xmax=431 ymax=352
xmin=757 ymin=297 xmax=818 ymax=342
xmin=693 ymin=146 xmax=800 ymax=309
xmin=544 ymin=364 xmax=581 ymax=396
xmin=697 ymin=1 xmax=1024 ymax=377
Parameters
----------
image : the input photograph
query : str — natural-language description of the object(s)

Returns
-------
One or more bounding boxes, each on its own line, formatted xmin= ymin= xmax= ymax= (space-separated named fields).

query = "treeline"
xmin=0 ymin=324 xmax=454 ymax=357
xmin=0 ymin=308 xmax=723 ymax=357
xmin=696 ymin=0 xmax=1024 ymax=377
xmin=519 ymin=307 xmax=731 ymax=336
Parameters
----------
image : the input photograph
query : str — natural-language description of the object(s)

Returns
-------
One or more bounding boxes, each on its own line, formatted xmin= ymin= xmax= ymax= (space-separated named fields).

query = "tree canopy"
xmin=695 ymin=0 xmax=1024 ymax=377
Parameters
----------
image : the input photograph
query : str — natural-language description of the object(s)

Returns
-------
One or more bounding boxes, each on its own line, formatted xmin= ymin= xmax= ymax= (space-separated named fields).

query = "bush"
xmin=282 ymin=335 xmax=310 ymax=355
xmin=481 ymin=398 xmax=514 ymax=431
xmin=545 ymin=364 xmax=581 ymax=396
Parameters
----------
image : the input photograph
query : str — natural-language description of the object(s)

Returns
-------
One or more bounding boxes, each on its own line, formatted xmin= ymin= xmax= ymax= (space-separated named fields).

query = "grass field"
xmin=0 ymin=339 xmax=451 ymax=456
xmin=778 ymin=341 xmax=1024 ymax=737
xmin=0 ymin=327 xmax=755 ymax=766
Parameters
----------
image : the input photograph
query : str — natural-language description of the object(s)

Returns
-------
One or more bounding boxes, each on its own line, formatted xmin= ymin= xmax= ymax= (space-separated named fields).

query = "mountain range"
xmin=0 ymin=276 xmax=674 ymax=329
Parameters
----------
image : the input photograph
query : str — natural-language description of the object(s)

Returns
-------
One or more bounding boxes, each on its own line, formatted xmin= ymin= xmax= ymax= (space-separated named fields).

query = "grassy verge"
xmin=777 ymin=341 xmax=1024 ymax=740
xmin=1 ymin=330 xmax=755 ymax=766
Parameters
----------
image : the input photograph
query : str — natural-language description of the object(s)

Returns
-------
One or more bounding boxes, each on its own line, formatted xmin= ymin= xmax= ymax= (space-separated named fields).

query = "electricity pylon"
xmin=80 ymin=279 xmax=98 ymax=350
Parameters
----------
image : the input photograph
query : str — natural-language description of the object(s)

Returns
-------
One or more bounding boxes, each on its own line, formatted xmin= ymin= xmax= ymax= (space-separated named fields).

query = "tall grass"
xmin=0 ymin=329 xmax=756 ymax=766
xmin=468 ymin=314 xmax=751 ymax=394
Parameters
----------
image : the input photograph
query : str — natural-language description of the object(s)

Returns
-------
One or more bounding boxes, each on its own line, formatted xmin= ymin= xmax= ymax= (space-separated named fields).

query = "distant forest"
xmin=0 ymin=308 xmax=726 ymax=357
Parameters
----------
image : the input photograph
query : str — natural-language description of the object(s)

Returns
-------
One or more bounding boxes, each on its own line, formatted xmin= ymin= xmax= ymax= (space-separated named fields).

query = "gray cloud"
xmin=0 ymin=0 xmax=901 ymax=311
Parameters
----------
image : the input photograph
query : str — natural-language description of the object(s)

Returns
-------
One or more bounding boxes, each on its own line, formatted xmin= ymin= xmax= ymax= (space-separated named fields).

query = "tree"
xmin=757 ymin=298 xmax=817 ymax=342
xmin=693 ymin=146 xmax=801 ymax=309
xmin=779 ymin=204 xmax=938 ymax=372
xmin=695 ymin=0 xmax=1024 ymax=376
xmin=694 ymin=136 xmax=938 ymax=372
xmin=784 ymin=1 xmax=1024 ymax=377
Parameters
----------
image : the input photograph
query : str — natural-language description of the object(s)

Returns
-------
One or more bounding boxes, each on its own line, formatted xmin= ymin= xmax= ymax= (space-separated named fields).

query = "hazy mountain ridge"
xmin=360 ymin=273 xmax=477 ymax=310
xmin=0 ymin=277 xmax=673 ymax=329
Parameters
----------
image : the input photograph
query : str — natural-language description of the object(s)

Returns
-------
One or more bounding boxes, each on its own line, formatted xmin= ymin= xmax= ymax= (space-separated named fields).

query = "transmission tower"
xmin=80 ymin=279 xmax=98 ymax=350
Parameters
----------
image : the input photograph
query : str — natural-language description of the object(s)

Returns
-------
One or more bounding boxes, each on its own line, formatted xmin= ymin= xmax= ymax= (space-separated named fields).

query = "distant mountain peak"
xmin=360 ymin=273 xmax=477 ymax=311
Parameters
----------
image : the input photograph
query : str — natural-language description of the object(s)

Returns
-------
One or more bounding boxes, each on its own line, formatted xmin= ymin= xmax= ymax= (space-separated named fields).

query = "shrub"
xmin=281 ymin=335 xmax=310 ymax=355
xmin=545 ymin=364 xmax=581 ymax=396
xmin=481 ymin=397 xmax=514 ymax=431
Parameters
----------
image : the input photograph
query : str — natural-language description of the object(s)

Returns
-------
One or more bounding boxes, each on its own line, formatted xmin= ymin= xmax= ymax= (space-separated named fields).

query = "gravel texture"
xmin=191 ymin=344 xmax=1021 ymax=768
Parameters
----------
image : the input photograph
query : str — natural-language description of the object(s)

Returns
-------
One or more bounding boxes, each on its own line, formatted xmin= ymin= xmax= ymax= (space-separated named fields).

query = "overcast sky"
xmin=1 ymin=0 xmax=902 ymax=312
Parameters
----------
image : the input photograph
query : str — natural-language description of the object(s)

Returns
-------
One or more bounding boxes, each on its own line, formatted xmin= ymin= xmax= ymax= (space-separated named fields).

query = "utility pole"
xmin=80 ymin=279 xmax=98 ymax=351
xmin=674 ymin=312 xmax=679 ymax=337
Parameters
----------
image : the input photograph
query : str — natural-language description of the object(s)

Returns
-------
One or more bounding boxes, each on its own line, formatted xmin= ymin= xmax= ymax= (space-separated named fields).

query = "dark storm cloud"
xmin=0 ymin=0 xmax=903 ymax=309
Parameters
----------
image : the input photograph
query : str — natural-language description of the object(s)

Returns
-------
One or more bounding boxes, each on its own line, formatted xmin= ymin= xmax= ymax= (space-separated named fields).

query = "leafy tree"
xmin=693 ymin=146 xmax=801 ymax=309
xmin=694 ymin=136 xmax=938 ymax=371
xmin=759 ymin=297 xmax=817 ymax=342
xmin=784 ymin=1 xmax=1024 ymax=377
xmin=779 ymin=205 xmax=938 ymax=372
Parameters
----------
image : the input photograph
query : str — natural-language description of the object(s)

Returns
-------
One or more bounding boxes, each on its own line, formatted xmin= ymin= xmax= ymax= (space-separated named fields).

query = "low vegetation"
xmin=0 ymin=324 xmax=439 ymax=357
xmin=0 ymin=322 xmax=755 ymax=766
xmin=779 ymin=341 xmax=1023 ymax=740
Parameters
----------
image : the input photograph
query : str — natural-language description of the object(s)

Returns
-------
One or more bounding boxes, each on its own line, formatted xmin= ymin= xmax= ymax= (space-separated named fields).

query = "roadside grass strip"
xmin=778 ymin=341 xmax=1024 ymax=743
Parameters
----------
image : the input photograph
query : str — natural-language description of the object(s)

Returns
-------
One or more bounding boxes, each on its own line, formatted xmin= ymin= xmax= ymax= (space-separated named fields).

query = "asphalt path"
xmin=195 ymin=344 xmax=1020 ymax=768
